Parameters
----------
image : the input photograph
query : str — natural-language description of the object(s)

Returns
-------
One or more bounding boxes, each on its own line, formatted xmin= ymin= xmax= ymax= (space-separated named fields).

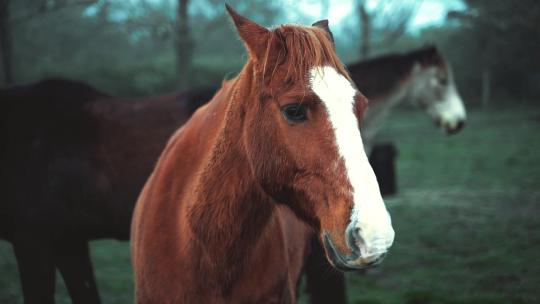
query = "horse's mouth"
xmin=434 ymin=118 xmax=466 ymax=135
xmin=322 ymin=233 xmax=386 ymax=272
xmin=444 ymin=120 xmax=466 ymax=135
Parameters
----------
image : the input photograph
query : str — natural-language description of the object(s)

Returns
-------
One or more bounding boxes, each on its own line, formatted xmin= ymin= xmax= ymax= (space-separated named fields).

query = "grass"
xmin=1 ymin=104 xmax=540 ymax=303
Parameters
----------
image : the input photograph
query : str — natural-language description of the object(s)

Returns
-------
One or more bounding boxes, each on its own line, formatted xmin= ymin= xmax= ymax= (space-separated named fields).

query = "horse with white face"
xmin=348 ymin=46 xmax=467 ymax=151
xmin=131 ymin=5 xmax=393 ymax=303
xmin=304 ymin=47 xmax=467 ymax=304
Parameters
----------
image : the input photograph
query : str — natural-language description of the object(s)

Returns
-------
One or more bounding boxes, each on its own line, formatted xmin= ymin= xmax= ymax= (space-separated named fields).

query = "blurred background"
xmin=1 ymin=0 xmax=539 ymax=303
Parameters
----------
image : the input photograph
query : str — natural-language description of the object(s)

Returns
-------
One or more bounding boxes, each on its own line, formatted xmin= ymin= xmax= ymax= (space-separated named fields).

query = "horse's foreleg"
xmin=13 ymin=239 xmax=56 ymax=304
xmin=55 ymin=240 xmax=101 ymax=304
xmin=304 ymin=237 xmax=347 ymax=304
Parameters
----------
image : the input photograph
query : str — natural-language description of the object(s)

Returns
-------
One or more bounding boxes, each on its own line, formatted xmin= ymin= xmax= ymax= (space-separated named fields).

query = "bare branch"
xmin=11 ymin=0 xmax=98 ymax=25
xmin=379 ymin=0 xmax=422 ymax=44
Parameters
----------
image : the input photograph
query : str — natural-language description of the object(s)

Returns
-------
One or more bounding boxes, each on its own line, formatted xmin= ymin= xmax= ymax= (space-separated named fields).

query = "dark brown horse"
xmin=1 ymin=78 xmax=107 ymax=304
xmin=131 ymin=5 xmax=394 ymax=303
xmin=0 ymin=78 xmax=215 ymax=303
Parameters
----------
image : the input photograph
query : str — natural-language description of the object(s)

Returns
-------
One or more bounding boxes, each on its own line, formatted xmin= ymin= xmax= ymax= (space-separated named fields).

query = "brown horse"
xmin=0 ymin=49 xmax=465 ymax=303
xmin=0 ymin=78 xmax=215 ymax=304
xmin=2 ymin=38 xmax=467 ymax=304
xmin=131 ymin=5 xmax=394 ymax=303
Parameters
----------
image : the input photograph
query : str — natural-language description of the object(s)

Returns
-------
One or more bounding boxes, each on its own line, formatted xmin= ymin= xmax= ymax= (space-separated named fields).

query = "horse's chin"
xmin=444 ymin=120 xmax=466 ymax=135
xmin=433 ymin=117 xmax=466 ymax=135
xmin=321 ymin=233 xmax=386 ymax=272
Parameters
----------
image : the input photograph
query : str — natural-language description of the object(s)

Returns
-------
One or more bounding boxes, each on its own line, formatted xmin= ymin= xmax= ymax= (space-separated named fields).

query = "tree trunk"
xmin=175 ymin=0 xmax=193 ymax=90
xmin=359 ymin=2 xmax=370 ymax=59
xmin=320 ymin=0 xmax=329 ymax=19
xmin=97 ymin=0 xmax=110 ymax=23
xmin=0 ymin=0 xmax=13 ymax=85
xmin=481 ymin=67 xmax=491 ymax=108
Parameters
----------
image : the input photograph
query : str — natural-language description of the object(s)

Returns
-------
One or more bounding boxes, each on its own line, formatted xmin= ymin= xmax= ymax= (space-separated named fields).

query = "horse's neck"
xmin=181 ymin=76 xmax=296 ymax=297
xmin=361 ymin=64 xmax=421 ymax=151
xmin=188 ymin=171 xmax=280 ymax=291
xmin=188 ymin=141 xmax=275 ymax=268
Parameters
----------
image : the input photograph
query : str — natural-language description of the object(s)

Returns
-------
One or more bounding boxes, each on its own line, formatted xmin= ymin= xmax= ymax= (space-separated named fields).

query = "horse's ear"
xmin=312 ymin=19 xmax=334 ymax=44
xmin=225 ymin=4 xmax=270 ymax=62
xmin=421 ymin=44 xmax=442 ymax=65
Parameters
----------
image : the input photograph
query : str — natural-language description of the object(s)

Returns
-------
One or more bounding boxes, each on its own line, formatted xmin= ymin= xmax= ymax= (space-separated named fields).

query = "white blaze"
xmin=309 ymin=66 xmax=394 ymax=258
xmin=432 ymin=78 xmax=467 ymax=129
xmin=414 ymin=66 xmax=467 ymax=131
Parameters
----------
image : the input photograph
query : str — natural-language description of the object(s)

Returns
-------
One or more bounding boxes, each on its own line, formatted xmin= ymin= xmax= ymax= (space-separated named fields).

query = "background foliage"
xmin=1 ymin=0 xmax=539 ymax=102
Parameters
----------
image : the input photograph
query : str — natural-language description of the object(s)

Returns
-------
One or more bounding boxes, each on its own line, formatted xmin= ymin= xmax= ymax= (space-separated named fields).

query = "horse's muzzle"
xmin=322 ymin=233 xmax=388 ymax=271
xmin=444 ymin=120 xmax=465 ymax=135
xmin=436 ymin=117 xmax=465 ymax=135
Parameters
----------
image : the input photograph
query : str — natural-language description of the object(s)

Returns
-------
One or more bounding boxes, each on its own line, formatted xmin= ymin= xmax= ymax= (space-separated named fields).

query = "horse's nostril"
xmin=347 ymin=228 xmax=363 ymax=254
xmin=446 ymin=120 xmax=465 ymax=135
xmin=456 ymin=120 xmax=465 ymax=131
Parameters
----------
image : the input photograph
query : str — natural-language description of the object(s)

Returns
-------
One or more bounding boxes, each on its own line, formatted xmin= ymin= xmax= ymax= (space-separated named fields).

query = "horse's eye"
xmin=438 ymin=76 xmax=448 ymax=85
xmin=281 ymin=103 xmax=308 ymax=123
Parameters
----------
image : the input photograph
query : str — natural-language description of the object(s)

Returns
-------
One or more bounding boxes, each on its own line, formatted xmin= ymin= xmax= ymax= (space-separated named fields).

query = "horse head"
xmin=226 ymin=5 xmax=394 ymax=271
xmin=408 ymin=46 xmax=467 ymax=134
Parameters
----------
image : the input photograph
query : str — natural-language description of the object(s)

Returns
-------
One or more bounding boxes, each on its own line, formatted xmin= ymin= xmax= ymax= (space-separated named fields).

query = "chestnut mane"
xmin=261 ymin=25 xmax=351 ymax=83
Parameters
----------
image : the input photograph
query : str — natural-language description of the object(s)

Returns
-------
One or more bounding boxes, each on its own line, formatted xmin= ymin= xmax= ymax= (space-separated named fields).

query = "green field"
xmin=1 ymin=105 xmax=539 ymax=304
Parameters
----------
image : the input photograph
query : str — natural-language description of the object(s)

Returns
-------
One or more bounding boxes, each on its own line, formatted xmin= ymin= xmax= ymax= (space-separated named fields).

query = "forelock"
xmin=261 ymin=25 xmax=351 ymax=83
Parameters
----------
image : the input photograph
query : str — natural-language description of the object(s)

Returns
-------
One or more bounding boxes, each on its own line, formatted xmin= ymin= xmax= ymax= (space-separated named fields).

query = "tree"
xmin=448 ymin=0 xmax=540 ymax=102
xmin=320 ymin=0 xmax=329 ymax=19
xmin=355 ymin=0 xmax=422 ymax=59
xmin=0 ymin=0 xmax=12 ymax=85
xmin=358 ymin=1 xmax=370 ymax=58
xmin=175 ymin=0 xmax=193 ymax=90
xmin=0 ymin=0 xmax=98 ymax=86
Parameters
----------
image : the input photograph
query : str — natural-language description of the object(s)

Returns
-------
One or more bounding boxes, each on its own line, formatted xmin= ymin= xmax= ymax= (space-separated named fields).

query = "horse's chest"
xmin=230 ymin=273 xmax=295 ymax=304
xmin=217 ymin=213 xmax=306 ymax=303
